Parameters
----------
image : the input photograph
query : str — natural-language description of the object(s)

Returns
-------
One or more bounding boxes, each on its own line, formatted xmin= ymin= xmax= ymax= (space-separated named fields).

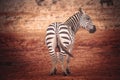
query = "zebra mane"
xmin=64 ymin=11 xmax=82 ymax=33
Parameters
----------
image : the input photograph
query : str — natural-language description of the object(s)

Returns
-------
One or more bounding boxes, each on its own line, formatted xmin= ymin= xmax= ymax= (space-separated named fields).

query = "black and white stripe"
xmin=46 ymin=22 xmax=74 ymax=56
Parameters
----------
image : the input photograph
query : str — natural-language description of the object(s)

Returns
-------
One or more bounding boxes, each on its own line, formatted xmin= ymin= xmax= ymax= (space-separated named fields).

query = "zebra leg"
xmin=107 ymin=2 xmax=110 ymax=6
xmin=59 ymin=53 xmax=68 ymax=76
xmin=66 ymin=44 xmax=73 ymax=74
xmin=111 ymin=1 xmax=113 ymax=5
xmin=110 ymin=0 xmax=113 ymax=6
xmin=100 ymin=0 xmax=103 ymax=6
xmin=66 ymin=55 xmax=71 ymax=74
xmin=50 ymin=53 xmax=57 ymax=76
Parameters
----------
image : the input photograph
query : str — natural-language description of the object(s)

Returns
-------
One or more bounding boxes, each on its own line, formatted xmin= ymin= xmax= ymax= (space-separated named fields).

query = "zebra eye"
xmin=87 ymin=17 xmax=90 ymax=20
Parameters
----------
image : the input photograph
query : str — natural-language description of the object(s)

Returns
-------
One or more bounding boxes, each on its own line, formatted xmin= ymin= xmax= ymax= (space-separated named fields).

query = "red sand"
xmin=0 ymin=30 xmax=120 ymax=80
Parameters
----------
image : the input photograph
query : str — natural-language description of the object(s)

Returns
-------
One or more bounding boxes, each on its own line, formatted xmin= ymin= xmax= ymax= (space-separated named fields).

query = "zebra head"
xmin=79 ymin=8 xmax=96 ymax=33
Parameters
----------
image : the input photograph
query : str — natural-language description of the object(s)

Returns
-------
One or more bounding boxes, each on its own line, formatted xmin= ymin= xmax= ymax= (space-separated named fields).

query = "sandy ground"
xmin=0 ymin=30 xmax=120 ymax=80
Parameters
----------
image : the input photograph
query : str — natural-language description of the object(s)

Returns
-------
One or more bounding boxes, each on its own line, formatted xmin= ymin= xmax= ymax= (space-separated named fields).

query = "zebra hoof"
xmin=49 ymin=73 xmax=55 ymax=76
xmin=66 ymin=68 xmax=71 ymax=74
xmin=49 ymin=72 xmax=56 ymax=76
xmin=49 ymin=68 xmax=57 ymax=76
xmin=63 ymin=72 xmax=68 ymax=76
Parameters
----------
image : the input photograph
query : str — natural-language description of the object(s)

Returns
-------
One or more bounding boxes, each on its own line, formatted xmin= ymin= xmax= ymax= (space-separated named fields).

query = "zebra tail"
xmin=57 ymin=35 xmax=73 ymax=57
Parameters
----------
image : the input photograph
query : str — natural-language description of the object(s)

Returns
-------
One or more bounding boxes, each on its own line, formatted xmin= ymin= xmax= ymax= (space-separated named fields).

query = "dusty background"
xmin=0 ymin=0 xmax=120 ymax=80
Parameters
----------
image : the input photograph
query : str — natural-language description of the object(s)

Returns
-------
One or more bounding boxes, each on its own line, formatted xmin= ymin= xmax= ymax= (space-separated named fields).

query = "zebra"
xmin=45 ymin=8 xmax=96 ymax=76
xmin=35 ymin=0 xmax=44 ymax=6
xmin=100 ymin=0 xmax=114 ymax=6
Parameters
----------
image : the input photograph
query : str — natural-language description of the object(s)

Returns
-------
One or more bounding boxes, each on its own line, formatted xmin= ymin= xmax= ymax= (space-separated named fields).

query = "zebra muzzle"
xmin=89 ymin=25 xmax=96 ymax=33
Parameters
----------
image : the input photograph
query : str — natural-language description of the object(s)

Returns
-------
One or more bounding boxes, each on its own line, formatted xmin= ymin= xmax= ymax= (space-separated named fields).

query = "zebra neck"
xmin=64 ymin=12 xmax=81 ymax=34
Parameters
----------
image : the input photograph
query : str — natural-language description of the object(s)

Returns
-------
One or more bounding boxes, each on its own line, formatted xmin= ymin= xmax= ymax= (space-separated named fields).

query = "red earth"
xmin=0 ymin=30 xmax=120 ymax=80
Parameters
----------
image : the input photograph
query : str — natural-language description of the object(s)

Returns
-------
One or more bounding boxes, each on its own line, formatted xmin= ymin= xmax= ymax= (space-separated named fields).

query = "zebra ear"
xmin=79 ymin=8 xmax=85 ymax=14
